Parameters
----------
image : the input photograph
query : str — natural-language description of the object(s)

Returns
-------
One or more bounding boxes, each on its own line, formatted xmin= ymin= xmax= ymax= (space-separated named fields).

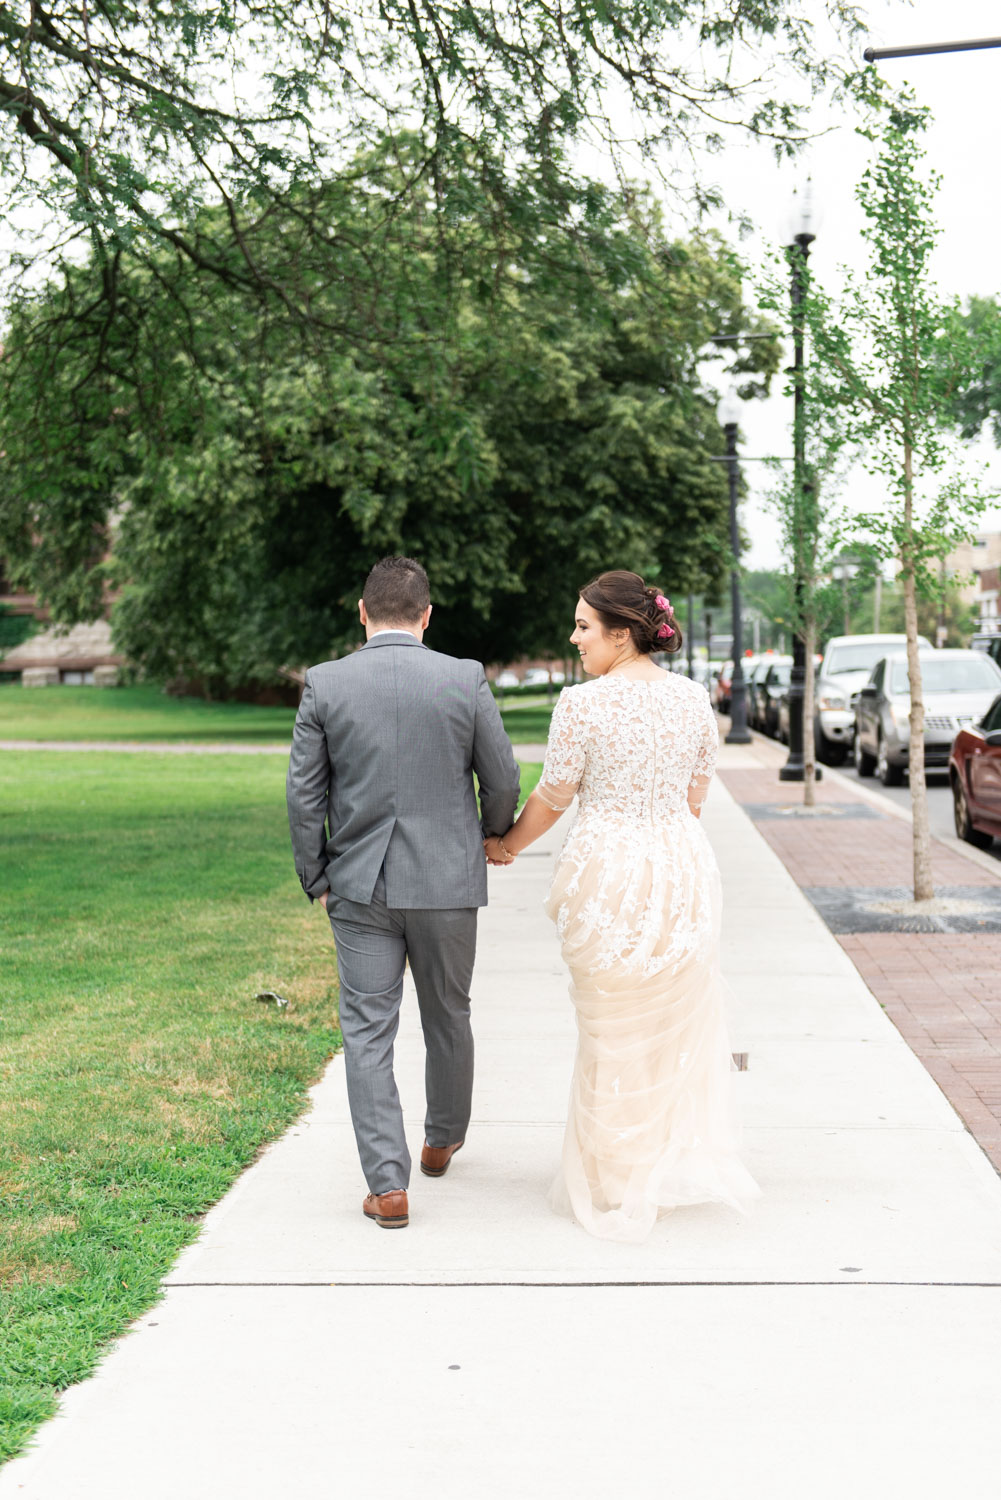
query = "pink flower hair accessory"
xmin=654 ymin=592 xmax=674 ymax=635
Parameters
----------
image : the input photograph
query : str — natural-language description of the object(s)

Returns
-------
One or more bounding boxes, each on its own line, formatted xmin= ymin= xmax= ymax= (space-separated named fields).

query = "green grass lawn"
xmin=0 ymin=684 xmax=298 ymax=742
xmin=498 ymin=704 xmax=556 ymax=744
xmin=0 ymin=747 xmax=542 ymax=1462
xmin=0 ymin=750 xmax=341 ymax=1462
xmin=0 ymin=683 xmax=554 ymax=745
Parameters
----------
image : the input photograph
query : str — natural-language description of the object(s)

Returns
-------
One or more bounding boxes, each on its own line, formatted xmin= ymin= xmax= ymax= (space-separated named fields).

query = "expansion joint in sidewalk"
xmin=162 ymin=1279 xmax=1001 ymax=1289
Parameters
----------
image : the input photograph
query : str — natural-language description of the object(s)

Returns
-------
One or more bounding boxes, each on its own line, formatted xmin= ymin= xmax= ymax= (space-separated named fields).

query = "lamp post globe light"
xmin=780 ymin=179 xmax=818 ymax=783
xmin=716 ymin=386 xmax=751 ymax=745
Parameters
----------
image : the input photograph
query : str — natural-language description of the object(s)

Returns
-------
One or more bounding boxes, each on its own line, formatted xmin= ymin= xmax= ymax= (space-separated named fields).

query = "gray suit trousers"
xmin=327 ymin=872 xmax=477 ymax=1195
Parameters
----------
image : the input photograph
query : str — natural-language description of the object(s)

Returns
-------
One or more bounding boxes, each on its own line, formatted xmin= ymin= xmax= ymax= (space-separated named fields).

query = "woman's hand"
xmin=483 ymin=834 xmax=516 ymax=866
xmin=483 ymin=789 xmax=565 ymax=866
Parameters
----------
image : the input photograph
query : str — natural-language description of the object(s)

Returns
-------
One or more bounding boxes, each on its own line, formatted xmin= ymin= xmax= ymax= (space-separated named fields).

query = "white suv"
xmin=814 ymin=634 xmax=931 ymax=765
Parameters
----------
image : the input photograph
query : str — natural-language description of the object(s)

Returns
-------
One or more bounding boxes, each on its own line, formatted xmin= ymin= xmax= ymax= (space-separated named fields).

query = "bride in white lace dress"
xmin=484 ymin=571 xmax=759 ymax=1243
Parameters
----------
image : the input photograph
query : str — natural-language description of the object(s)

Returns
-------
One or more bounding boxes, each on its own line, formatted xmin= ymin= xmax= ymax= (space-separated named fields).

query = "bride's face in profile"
xmin=570 ymin=597 xmax=628 ymax=677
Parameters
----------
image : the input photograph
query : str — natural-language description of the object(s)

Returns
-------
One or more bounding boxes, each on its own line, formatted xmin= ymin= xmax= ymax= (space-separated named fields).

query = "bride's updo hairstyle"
xmin=579 ymin=570 xmax=683 ymax=657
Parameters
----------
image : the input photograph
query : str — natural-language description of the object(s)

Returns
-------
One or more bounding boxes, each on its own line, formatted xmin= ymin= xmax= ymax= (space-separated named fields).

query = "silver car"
xmin=756 ymin=656 xmax=793 ymax=739
xmin=743 ymin=657 xmax=770 ymax=730
xmin=814 ymin=633 xmax=931 ymax=766
xmin=853 ymin=649 xmax=1001 ymax=786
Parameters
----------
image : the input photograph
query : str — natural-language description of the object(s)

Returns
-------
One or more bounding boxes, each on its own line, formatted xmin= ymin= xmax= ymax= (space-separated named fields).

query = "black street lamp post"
xmin=717 ymin=388 xmax=751 ymax=744
xmin=779 ymin=187 xmax=819 ymax=783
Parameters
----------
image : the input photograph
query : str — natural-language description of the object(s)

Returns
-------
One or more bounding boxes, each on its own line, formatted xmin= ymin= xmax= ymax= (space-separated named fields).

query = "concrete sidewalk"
xmin=4 ymin=742 xmax=1001 ymax=1498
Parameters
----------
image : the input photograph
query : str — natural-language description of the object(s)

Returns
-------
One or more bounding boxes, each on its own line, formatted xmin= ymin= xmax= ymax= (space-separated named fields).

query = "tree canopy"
xmin=945 ymin=295 xmax=1001 ymax=447
xmin=0 ymin=160 xmax=778 ymax=684
xmin=0 ymin=0 xmax=880 ymax=687
xmin=1 ymin=0 xmax=875 ymax=314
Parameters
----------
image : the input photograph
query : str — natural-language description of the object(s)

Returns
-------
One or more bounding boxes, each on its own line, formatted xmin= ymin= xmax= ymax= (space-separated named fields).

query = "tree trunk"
xmin=803 ymin=615 xmax=817 ymax=808
xmin=903 ymin=443 xmax=934 ymax=901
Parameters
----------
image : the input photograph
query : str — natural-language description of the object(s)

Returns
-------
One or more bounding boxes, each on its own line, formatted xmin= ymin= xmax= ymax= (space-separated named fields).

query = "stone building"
xmin=0 ymin=561 xmax=123 ymax=685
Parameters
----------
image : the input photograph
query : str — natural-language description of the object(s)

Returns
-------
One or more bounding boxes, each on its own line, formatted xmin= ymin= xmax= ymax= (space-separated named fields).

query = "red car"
xmin=949 ymin=693 xmax=1001 ymax=848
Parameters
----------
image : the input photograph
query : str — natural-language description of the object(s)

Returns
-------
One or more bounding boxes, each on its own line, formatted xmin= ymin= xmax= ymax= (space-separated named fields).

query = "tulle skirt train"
xmin=545 ymin=814 xmax=760 ymax=1243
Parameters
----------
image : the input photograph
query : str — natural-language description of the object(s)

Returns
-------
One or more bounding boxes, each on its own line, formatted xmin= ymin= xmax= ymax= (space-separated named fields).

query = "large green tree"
xmin=0 ymin=2 xmax=877 ymax=670
xmin=0 ymin=164 xmax=777 ymax=684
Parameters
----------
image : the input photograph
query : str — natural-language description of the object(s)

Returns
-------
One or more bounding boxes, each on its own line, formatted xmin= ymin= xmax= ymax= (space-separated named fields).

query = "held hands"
xmin=483 ymin=834 xmax=516 ymax=867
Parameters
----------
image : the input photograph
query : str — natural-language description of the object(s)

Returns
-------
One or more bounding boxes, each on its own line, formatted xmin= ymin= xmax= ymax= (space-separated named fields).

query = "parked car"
xmin=757 ymin=656 xmax=793 ymax=739
xmin=729 ymin=655 xmax=762 ymax=719
xmin=744 ymin=658 xmax=771 ymax=731
xmin=814 ymin=634 xmax=932 ymax=766
xmin=521 ymin=667 xmax=565 ymax=688
xmin=714 ymin=655 xmax=761 ymax=716
xmin=853 ymin=648 xmax=1001 ymax=786
xmin=713 ymin=660 xmax=733 ymax=713
xmin=949 ymin=692 xmax=1001 ymax=848
xmin=970 ymin=632 xmax=1001 ymax=675
xmin=776 ymin=693 xmax=790 ymax=744
xmin=703 ymin=660 xmax=725 ymax=707
xmin=687 ymin=662 xmax=714 ymax=692
xmin=772 ymin=653 xmax=826 ymax=745
xmin=494 ymin=670 xmax=520 ymax=689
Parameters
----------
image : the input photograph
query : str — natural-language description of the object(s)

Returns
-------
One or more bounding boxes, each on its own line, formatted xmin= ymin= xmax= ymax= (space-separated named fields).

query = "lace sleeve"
xmin=536 ymin=688 xmax=586 ymax=812
xmin=687 ymin=689 xmax=719 ymax=815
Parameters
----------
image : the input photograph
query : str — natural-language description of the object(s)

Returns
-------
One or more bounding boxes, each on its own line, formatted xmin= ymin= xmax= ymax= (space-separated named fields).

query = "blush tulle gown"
xmin=535 ymin=673 xmax=760 ymax=1243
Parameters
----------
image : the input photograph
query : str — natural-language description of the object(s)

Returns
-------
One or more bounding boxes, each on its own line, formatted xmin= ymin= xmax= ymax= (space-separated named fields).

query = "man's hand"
xmin=318 ymin=890 xmax=330 ymax=909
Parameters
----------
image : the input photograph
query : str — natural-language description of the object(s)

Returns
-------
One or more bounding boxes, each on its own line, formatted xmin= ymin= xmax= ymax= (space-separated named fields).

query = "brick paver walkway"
xmin=719 ymin=758 xmax=1001 ymax=1174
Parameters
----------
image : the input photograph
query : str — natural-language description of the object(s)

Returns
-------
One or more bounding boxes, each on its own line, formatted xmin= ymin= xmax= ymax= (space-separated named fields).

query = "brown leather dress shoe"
xmin=363 ymin=1189 xmax=409 ymax=1228
xmin=420 ymin=1141 xmax=464 ymax=1177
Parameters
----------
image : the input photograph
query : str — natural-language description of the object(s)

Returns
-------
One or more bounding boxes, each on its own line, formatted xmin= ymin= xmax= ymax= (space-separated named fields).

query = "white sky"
xmin=697 ymin=0 xmax=1001 ymax=568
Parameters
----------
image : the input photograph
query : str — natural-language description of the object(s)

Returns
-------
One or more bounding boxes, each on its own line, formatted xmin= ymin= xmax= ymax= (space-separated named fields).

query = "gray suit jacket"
xmin=286 ymin=633 xmax=521 ymax=909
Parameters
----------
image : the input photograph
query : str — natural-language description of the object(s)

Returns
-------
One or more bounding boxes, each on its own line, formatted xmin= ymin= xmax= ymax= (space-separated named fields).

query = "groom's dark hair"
xmin=363 ymin=556 xmax=431 ymax=625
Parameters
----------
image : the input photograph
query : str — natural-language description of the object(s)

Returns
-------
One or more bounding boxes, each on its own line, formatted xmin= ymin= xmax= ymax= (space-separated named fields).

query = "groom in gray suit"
xmin=286 ymin=557 xmax=520 ymax=1229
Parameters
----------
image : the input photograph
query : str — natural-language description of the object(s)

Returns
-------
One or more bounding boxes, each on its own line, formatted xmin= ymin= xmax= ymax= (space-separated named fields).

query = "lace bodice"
xmin=536 ymin=673 xmax=718 ymax=822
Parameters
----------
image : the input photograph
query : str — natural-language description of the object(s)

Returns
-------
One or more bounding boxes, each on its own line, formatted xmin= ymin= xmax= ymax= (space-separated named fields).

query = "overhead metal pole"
xmin=864 ymin=36 xmax=1001 ymax=62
